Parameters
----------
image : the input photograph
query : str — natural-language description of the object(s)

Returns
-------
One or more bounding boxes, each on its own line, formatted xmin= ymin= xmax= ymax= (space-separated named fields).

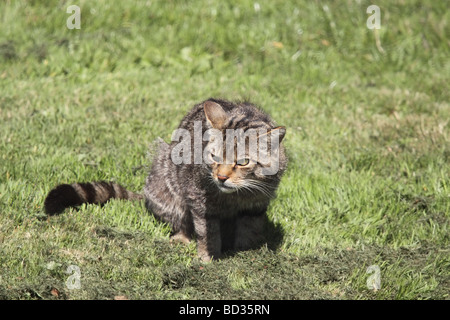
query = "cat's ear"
xmin=271 ymin=126 xmax=286 ymax=142
xmin=204 ymin=101 xmax=228 ymax=129
xmin=260 ymin=126 xmax=286 ymax=142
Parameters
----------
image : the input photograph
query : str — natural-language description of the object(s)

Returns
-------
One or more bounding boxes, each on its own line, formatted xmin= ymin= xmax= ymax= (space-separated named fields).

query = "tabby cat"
xmin=44 ymin=98 xmax=287 ymax=261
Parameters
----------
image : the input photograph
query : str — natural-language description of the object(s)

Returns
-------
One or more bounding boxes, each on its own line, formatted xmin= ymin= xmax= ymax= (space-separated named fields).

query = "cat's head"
xmin=203 ymin=100 xmax=286 ymax=195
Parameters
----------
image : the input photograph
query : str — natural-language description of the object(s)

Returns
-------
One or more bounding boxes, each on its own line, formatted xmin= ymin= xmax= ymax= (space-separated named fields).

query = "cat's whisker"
xmin=238 ymin=184 xmax=265 ymax=198
xmin=241 ymin=180 xmax=276 ymax=198
xmin=248 ymin=180 xmax=278 ymax=193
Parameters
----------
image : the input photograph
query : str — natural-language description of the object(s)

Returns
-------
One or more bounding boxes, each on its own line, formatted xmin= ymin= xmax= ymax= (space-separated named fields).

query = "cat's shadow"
xmin=263 ymin=219 xmax=285 ymax=251
xmin=222 ymin=219 xmax=285 ymax=259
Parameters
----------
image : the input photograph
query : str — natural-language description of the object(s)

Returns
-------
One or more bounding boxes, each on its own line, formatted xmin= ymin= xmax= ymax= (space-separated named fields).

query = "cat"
xmin=44 ymin=98 xmax=287 ymax=261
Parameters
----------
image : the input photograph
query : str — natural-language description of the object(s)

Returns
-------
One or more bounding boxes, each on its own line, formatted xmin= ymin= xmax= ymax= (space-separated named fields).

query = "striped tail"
xmin=44 ymin=181 xmax=143 ymax=215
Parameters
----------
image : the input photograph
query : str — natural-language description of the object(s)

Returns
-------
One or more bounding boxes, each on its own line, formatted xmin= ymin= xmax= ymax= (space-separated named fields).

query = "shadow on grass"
xmin=221 ymin=218 xmax=285 ymax=259
xmin=161 ymin=243 xmax=450 ymax=300
xmin=2 ymin=219 xmax=447 ymax=300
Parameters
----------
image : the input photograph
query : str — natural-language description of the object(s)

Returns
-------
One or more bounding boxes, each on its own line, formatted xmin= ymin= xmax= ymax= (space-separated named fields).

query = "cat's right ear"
xmin=204 ymin=101 xmax=228 ymax=130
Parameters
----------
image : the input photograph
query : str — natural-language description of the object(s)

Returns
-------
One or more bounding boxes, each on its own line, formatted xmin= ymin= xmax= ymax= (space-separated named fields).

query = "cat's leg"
xmin=170 ymin=231 xmax=192 ymax=244
xmin=170 ymin=226 xmax=192 ymax=244
xmin=193 ymin=215 xmax=222 ymax=262
xmin=145 ymin=162 xmax=194 ymax=245
xmin=169 ymin=210 xmax=194 ymax=245
xmin=234 ymin=213 xmax=267 ymax=251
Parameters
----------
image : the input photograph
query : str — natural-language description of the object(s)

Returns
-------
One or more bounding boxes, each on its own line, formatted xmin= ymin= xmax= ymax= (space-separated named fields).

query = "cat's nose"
xmin=217 ymin=174 xmax=229 ymax=182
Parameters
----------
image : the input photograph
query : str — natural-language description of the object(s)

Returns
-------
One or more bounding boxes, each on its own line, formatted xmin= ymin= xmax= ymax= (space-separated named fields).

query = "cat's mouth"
xmin=214 ymin=179 xmax=238 ymax=194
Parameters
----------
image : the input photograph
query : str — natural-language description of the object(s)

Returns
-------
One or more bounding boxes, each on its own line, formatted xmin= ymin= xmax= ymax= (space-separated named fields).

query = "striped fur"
xmin=44 ymin=181 xmax=143 ymax=215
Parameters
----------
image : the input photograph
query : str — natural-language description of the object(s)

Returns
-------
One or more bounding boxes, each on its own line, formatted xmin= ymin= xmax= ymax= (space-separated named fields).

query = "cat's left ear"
xmin=204 ymin=100 xmax=229 ymax=130
xmin=269 ymin=126 xmax=286 ymax=142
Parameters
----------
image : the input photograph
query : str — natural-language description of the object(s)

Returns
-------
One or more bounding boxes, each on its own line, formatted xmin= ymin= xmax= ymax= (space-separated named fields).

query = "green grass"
xmin=0 ymin=0 xmax=449 ymax=300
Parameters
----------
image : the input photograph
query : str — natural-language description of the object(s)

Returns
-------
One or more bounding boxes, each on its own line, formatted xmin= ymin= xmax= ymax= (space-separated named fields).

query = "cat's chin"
xmin=217 ymin=185 xmax=237 ymax=194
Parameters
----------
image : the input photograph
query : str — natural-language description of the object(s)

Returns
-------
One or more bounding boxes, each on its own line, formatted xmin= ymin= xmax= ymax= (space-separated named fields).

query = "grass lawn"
xmin=0 ymin=0 xmax=448 ymax=300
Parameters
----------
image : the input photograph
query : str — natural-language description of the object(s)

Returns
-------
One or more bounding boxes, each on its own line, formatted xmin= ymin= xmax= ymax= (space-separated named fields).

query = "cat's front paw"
xmin=170 ymin=231 xmax=191 ymax=245
xmin=199 ymin=252 xmax=212 ymax=262
xmin=197 ymin=242 xmax=220 ymax=262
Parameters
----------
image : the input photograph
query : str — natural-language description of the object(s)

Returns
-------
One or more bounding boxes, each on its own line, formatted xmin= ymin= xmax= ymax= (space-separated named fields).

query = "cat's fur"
xmin=44 ymin=98 xmax=287 ymax=261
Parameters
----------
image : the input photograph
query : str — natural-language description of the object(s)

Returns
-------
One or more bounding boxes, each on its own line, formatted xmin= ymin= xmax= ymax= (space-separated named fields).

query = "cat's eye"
xmin=236 ymin=158 xmax=250 ymax=166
